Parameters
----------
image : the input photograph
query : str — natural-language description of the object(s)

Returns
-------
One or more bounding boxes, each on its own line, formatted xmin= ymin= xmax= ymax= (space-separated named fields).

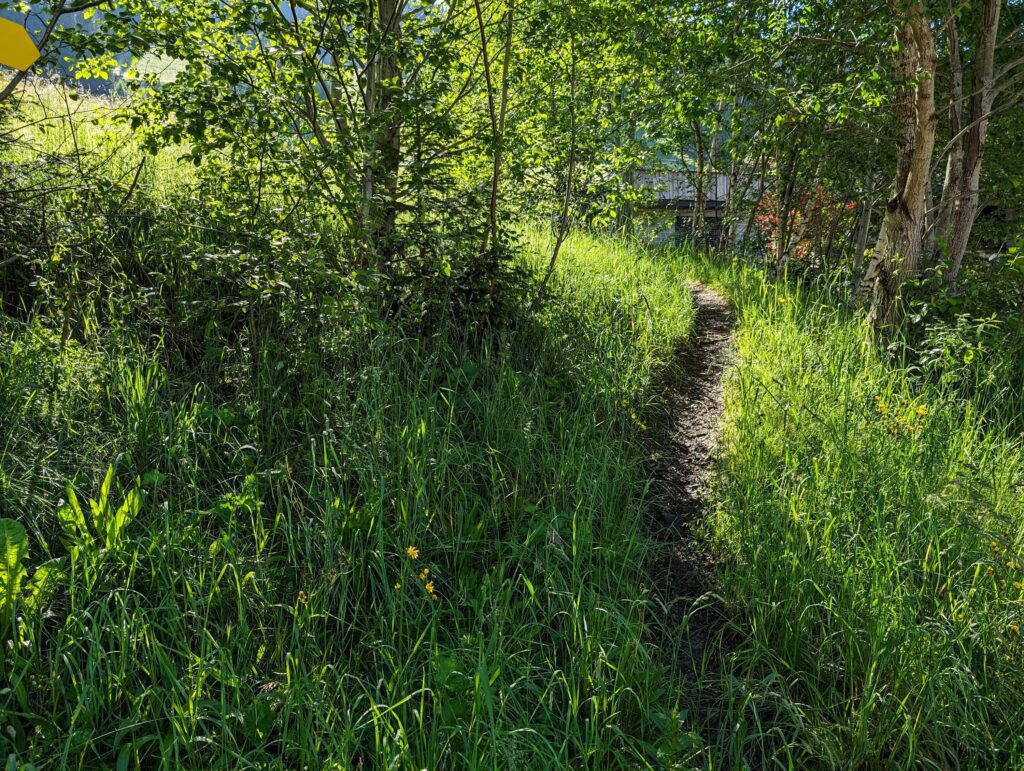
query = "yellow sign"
xmin=0 ymin=18 xmax=41 ymax=71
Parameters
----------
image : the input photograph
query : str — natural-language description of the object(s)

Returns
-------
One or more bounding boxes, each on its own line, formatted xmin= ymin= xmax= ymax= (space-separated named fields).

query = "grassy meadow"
xmin=680 ymin=254 xmax=1024 ymax=768
xmin=2 ymin=89 xmax=1024 ymax=769
xmin=2 ymin=189 xmax=700 ymax=765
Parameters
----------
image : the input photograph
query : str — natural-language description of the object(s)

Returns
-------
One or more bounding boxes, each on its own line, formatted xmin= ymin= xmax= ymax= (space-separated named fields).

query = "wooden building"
xmin=635 ymin=168 xmax=739 ymax=248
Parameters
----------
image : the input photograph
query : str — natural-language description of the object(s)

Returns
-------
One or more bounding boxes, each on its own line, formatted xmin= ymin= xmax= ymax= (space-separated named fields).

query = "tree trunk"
xmin=475 ymin=0 xmax=514 ymax=256
xmin=774 ymin=146 xmax=799 ymax=273
xmin=820 ymin=203 xmax=844 ymax=276
xmin=931 ymin=5 xmax=963 ymax=258
xmin=719 ymin=90 xmax=740 ymax=248
xmin=723 ymin=146 xmax=740 ymax=249
xmin=359 ymin=7 xmax=377 ymax=245
xmin=860 ymin=5 xmax=937 ymax=333
xmin=740 ymin=152 xmax=768 ymax=255
xmin=943 ymin=0 xmax=1000 ymax=293
xmin=692 ymin=120 xmax=706 ymax=237
xmin=533 ymin=30 xmax=577 ymax=307
xmin=366 ymin=0 xmax=403 ymax=266
xmin=707 ymin=108 xmax=723 ymax=246
xmin=849 ymin=176 xmax=874 ymax=304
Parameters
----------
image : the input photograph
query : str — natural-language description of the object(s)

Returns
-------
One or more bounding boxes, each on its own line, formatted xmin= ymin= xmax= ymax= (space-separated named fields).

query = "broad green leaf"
xmin=23 ymin=559 xmax=65 ymax=612
xmin=109 ymin=488 xmax=142 ymax=547
xmin=1 ymin=518 xmax=29 ymax=618
xmin=93 ymin=465 xmax=115 ymax=533
xmin=58 ymin=484 xmax=90 ymax=542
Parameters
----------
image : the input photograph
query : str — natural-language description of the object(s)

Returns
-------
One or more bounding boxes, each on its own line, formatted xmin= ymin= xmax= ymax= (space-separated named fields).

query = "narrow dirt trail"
xmin=647 ymin=282 xmax=736 ymax=671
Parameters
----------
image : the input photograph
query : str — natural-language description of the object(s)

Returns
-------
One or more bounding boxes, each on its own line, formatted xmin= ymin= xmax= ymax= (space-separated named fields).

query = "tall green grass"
xmin=674 ymin=253 xmax=1024 ymax=769
xmin=1 ymin=229 xmax=697 ymax=767
xmin=5 ymin=87 xmax=1023 ymax=767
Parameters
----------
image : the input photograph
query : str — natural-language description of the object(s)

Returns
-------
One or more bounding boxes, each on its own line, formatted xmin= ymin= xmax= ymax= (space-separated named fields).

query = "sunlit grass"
xmin=3 ymin=88 xmax=1022 ymax=768
xmin=672 ymin=252 xmax=1024 ymax=768
xmin=0 ymin=218 xmax=698 ymax=767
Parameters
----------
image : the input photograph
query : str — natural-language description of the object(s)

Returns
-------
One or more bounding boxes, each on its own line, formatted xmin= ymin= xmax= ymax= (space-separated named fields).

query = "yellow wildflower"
xmin=419 ymin=568 xmax=430 ymax=580
xmin=1014 ymin=582 xmax=1022 ymax=591
xmin=916 ymin=405 xmax=928 ymax=417
xmin=425 ymin=581 xmax=435 ymax=593
xmin=394 ymin=582 xmax=401 ymax=590
xmin=406 ymin=545 xmax=420 ymax=559
xmin=1011 ymin=625 xmax=1021 ymax=635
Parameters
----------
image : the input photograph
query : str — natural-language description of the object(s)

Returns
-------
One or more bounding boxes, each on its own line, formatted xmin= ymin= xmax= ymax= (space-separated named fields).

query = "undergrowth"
xmin=675 ymin=252 xmax=1024 ymax=769
xmin=3 ymin=88 xmax=1022 ymax=767
xmin=0 ymin=230 xmax=697 ymax=768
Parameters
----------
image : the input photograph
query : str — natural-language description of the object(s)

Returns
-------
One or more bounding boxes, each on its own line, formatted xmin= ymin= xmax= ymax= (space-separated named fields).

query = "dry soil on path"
xmin=646 ymin=282 xmax=737 ymax=672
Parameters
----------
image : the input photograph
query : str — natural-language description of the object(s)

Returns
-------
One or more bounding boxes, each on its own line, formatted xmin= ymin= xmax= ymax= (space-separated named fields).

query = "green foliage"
xmin=0 ymin=518 xmax=64 ymax=637
xmin=904 ymin=248 xmax=1024 ymax=420
xmin=1 ymin=0 xmax=1023 ymax=765
xmin=915 ymin=313 xmax=1007 ymax=393
xmin=0 ymin=223 xmax=699 ymax=766
xmin=673 ymin=250 xmax=1024 ymax=768
xmin=0 ymin=518 xmax=28 ymax=624
xmin=58 ymin=466 xmax=146 ymax=550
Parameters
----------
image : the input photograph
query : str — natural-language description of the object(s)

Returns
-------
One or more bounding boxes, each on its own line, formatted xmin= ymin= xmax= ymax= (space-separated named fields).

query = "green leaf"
xmin=140 ymin=471 xmax=167 ymax=487
xmin=1 ymin=518 xmax=29 ymax=619
xmin=23 ymin=559 xmax=65 ymax=612
xmin=520 ymin=573 xmax=536 ymax=600
xmin=58 ymin=484 xmax=89 ymax=542
xmin=109 ymin=488 xmax=142 ymax=547
xmin=93 ymin=465 xmax=115 ymax=533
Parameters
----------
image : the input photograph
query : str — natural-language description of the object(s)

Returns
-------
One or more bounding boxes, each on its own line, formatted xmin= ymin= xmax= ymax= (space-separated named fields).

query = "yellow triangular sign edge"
xmin=0 ymin=18 xmax=41 ymax=71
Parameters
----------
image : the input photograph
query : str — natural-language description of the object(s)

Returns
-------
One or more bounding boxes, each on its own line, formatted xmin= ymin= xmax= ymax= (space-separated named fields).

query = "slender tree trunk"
xmin=932 ymin=4 xmax=963 ymax=257
xmin=365 ymin=0 xmax=403 ymax=266
xmin=493 ymin=2 xmax=514 ymax=236
xmin=849 ymin=177 xmax=874 ymax=303
xmin=820 ymin=204 xmax=844 ymax=275
xmin=740 ymin=152 xmax=769 ymax=255
xmin=774 ymin=146 xmax=799 ymax=272
xmin=475 ymin=0 xmax=514 ymax=255
xmin=719 ymin=90 xmax=739 ymax=248
xmin=707 ymin=108 xmax=723 ymax=247
xmin=533 ymin=31 xmax=577 ymax=306
xmin=781 ymin=186 xmax=815 ymax=266
xmin=923 ymin=175 xmax=935 ymax=258
xmin=360 ymin=5 xmax=377 ymax=244
xmin=723 ymin=147 xmax=740 ymax=248
xmin=860 ymin=5 xmax=937 ymax=333
xmin=692 ymin=120 xmax=706 ymax=237
xmin=944 ymin=0 xmax=1000 ymax=293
